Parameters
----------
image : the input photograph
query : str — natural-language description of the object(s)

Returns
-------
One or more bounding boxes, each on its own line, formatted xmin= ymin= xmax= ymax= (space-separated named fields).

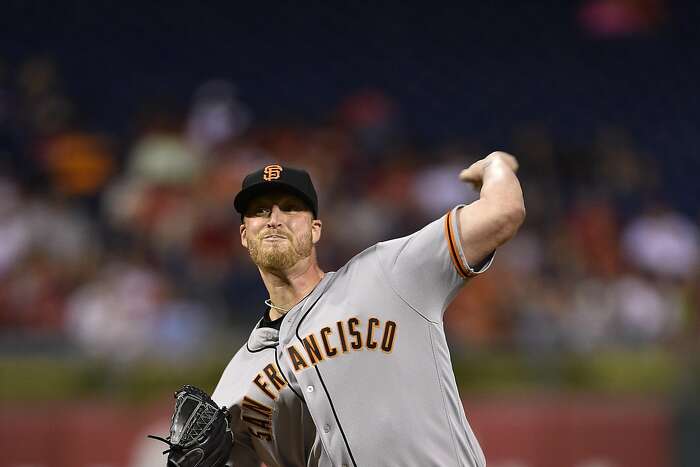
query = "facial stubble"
xmin=247 ymin=228 xmax=313 ymax=270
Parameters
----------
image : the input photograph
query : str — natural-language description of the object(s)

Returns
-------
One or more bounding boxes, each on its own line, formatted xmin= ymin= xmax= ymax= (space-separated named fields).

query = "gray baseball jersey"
xmin=212 ymin=323 xmax=316 ymax=467
xmin=214 ymin=205 xmax=492 ymax=466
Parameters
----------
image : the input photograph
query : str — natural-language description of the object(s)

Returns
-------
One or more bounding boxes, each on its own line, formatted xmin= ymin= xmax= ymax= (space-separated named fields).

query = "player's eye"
xmin=252 ymin=206 xmax=271 ymax=217
xmin=280 ymin=202 xmax=302 ymax=212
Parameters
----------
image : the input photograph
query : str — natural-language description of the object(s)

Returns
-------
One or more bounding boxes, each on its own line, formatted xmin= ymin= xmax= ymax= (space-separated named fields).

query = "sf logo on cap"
xmin=263 ymin=164 xmax=283 ymax=181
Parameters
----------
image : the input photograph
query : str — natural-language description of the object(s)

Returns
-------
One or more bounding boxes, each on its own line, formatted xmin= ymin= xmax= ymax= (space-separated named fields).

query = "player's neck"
xmin=260 ymin=256 xmax=325 ymax=320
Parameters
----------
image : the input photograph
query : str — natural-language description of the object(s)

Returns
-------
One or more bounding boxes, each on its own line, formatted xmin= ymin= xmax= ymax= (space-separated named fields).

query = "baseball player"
xmin=156 ymin=152 xmax=524 ymax=466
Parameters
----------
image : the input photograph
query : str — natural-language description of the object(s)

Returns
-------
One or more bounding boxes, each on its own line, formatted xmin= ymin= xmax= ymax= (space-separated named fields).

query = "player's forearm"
xmin=457 ymin=154 xmax=525 ymax=264
xmin=478 ymin=157 xmax=526 ymax=233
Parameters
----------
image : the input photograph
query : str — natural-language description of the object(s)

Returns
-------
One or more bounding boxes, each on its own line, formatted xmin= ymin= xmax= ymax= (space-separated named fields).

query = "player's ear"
xmin=311 ymin=219 xmax=322 ymax=244
xmin=240 ymin=222 xmax=248 ymax=248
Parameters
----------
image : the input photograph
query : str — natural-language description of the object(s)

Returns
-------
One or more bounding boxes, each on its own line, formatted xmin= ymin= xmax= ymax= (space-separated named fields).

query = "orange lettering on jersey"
xmin=263 ymin=164 xmax=283 ymax=181
xmin=336 ymin=320 xmax=349 ymax=353
xmin=381 ymin=320 xmax=397 ymax=353
xmin=243 ymin=414 xmax=272 ymax=430
xmin=286 ymin=317 xmax=399 ymax=374
xmin=366 ymin=318 xmax=380 ymax=349
xmin=253 ymin=373 xmax=276 ymax=400
xmin=302 ymin=333 xmax=325 ymax=365
xmin=242 ymin=396 xmax=273 ymax=418
xmin=348 ymin=317 xmax=363 ymax=350
xmin=242 ymin=396 xmax=273 ymax=442
xmin=287 ymin=345 xmax=309 ymax=372
xmin=263 ymin=363 xmax=287 ymax=391
xmin=320 ymin=326 xmax=337 ymax=357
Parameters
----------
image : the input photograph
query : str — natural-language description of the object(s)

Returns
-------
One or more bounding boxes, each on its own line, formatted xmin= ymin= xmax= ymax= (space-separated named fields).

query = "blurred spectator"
xmin=622 ymin=204 xmax=700 ymax=280
xmin=1 ymin=253 xmax=67 ymax=334
xmin=152 ymin=298 xmax=213 ymax=362
xmin=412 ymin=157 xmax=479 ymax=218
xmin=64 ymin=260 xmax=163 ymax=360
xmin=128 ymin=133 xmax=202 ymax=185
xmin=0 ymin=178 xmax=31 ymax=277
xmin=612 ymin=274 xmax=682 ymax=343
xmin=567 ymin=196 xmax=621 ymax=278
xmin=186 ymin=80 xmax=251 ymax=152
xmin=25 ymin=197 xmax=100 ymax=268
xmin=446 ymin=264 xmax=518 ymax=348
xmin=17 ymin=57 xmax=74 ymax=135
xmin=62 ymin=259 xmax=214 ymax=362
xmin=39 ymin=131 xmax=115 ymax=199
xmin=513 ymin=279 xmax=568 ymax=354
xmin=579 ymin=0 xmax=666 ymax=38
xmin=563 ymin=277 xmax=618 ymax=352
xmin=337 ymin=89 xmax=399 ymax=156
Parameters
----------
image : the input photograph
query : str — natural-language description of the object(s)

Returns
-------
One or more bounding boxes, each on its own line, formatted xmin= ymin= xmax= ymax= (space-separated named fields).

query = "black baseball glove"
xmin=149 ymin=385 xmax=233 ymax=467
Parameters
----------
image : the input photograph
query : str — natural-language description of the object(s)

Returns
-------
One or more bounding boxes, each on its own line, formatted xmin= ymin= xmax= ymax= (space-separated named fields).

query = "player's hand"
xmin=459 ymin=151 xmax=519 ymax=189
xmin=148 ymin=385 xmax=233 ymax=467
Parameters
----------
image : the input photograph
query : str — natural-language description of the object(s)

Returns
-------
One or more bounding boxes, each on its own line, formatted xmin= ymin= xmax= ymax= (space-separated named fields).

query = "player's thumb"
xmin=459 ymin=167 xmax=478 ymax=182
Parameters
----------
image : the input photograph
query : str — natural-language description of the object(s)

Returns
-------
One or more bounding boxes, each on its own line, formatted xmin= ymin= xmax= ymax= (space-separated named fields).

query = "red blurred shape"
xmin=578 ymin=0 xmax=666 ymax=37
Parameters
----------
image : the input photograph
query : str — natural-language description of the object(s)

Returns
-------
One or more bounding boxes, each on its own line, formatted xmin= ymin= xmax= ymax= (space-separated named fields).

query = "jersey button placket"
xmin=304 ymin=375 xmax=338 ymax=456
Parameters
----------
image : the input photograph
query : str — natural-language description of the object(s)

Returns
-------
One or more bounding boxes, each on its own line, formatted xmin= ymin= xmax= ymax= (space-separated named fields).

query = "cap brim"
xmin=234 ymin=182 xmax=316 ymax=217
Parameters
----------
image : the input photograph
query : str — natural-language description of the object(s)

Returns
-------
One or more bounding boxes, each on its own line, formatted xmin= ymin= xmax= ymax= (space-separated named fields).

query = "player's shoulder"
xmin=220 ymin=340 xmax=259 ymax=373
xmin=223 ymin=318 xmax=278 ymax=363
xmin=375 ymin=215 xmax=447 ymax=254
xmin=212 ymin=324 xmax=279 ymax=403
xmin=333 ymin=242 xmax=381 ymax=277
xmin=336 ymin=216 xmax=443 ymax=269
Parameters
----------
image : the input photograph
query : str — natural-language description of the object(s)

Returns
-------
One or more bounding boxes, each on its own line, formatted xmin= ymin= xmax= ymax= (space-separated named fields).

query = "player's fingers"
xmin=459 ymin=167 xmax=477 ymax=182
xmin=459 ymin=169 xmax=483 ymax=190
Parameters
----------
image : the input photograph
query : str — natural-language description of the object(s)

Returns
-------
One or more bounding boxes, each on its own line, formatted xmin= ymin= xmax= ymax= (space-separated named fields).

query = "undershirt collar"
xmin=258 ymin=308 xmax=284 ymax=331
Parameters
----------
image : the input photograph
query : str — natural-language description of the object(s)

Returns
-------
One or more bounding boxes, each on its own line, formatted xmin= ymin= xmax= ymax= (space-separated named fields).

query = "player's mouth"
xmin=262 ymin=234 xmax=288 ymax=242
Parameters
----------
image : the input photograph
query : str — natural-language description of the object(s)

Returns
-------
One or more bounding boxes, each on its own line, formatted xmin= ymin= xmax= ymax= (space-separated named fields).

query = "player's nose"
xmin=266 ymin=204 xmax=285 ymax=226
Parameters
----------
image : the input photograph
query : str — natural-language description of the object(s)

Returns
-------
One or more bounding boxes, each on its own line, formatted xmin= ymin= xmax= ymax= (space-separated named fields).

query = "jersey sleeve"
xmin=375 ymin=205 xmax=494 ymax=322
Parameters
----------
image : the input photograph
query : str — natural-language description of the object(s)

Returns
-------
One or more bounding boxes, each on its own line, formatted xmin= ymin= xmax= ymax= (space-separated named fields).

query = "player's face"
xmin=240 ymin=191 xmax=322 ymax=270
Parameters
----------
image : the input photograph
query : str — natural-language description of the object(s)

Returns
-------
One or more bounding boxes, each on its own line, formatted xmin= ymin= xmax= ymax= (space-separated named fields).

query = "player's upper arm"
xmin=211 ymin=350 xmax=262 ymax=466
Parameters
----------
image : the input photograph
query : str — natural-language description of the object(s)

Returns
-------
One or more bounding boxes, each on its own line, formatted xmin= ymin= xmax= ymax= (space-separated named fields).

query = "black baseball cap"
xmin=234 ymin=164 xmax=318 ymax=218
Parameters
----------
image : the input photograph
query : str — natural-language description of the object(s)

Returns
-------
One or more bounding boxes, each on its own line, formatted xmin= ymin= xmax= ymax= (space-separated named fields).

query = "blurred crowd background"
xmin=1 ymin=1 xmax=699 ymax=466
xmin=2 ymin=58 xmax=699 ymax=362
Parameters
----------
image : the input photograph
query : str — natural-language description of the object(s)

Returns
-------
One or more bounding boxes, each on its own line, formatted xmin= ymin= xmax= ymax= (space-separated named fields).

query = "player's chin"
xmin=260 ymin=243 xmax=294 ymax=258
xmin=260 ymin=242 xmax=290 ymax=254
xmin=260 ymin=253 xmax=297 ymax=270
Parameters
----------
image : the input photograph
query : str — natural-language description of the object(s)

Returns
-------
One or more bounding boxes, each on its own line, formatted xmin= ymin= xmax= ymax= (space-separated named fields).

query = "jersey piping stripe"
xmin=313 ymin=365 xmax=358 ymax=467
xmin=296 ymin=293 xmax=359 ymax=467
xmin=245 ymin=341 xmax=276 ymax=353
xmin=444 ymin=210 xmax=470 ymax=279
xmin=274 ymin=348 xmax=305 ymax=403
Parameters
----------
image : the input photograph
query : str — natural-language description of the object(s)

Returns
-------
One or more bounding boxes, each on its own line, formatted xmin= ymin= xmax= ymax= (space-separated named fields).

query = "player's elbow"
xmin=494 ymin=201 xmax=526 ymax=245
xmin=510 ymin=200 xmax=527 ymax=229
